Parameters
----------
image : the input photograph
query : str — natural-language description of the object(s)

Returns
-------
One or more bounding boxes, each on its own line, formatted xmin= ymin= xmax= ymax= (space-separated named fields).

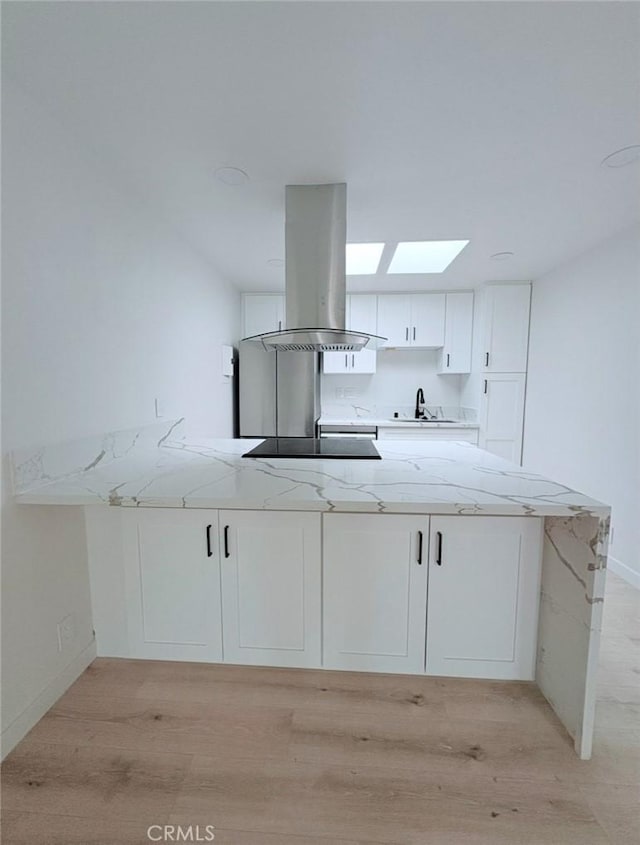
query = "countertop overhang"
xmin=13 ymin=432 xmax=609 ymax=518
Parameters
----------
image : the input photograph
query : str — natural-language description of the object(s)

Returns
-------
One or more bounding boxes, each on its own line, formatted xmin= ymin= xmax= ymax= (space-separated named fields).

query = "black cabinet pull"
xmin=352 ymin=354 xmax=355 ymax=368
xmin=224 ymin=525 xmax=230 ymax=559
xmin=405 ymin=327 xmax=409 ymax=341
xmin=446 ymin=353 xmax=450 ymax=367
xmin=435 ymin=531 xmax=443 ymax=566
xmin=413 ymin=326 xmax=416 ymax=341
xmin=417 ymin=530 xmax=423 ymax=565
xmin=485 ymin=351 xmax=490 ymax=367
xmin=484 ymin=379 xmax=488 ymax=394
xmin=206 ymin=524 xmax=213 ymax=558
xmin=345 ymin=353 xmax=348 ymax=368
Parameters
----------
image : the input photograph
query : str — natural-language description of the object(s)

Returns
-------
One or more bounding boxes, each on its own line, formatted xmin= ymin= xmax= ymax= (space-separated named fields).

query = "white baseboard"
xmin=1 ymin=639 xmax=97 ymax=761
xmin=608 ymin=555 xmax=640 ymax=590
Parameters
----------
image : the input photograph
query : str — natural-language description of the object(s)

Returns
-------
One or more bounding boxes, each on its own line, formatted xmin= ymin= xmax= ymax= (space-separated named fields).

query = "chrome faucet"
xmin=415 ymin=388 xmax=426 ymax=419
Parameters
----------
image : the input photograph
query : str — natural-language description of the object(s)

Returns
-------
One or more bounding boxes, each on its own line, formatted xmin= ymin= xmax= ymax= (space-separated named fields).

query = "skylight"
xmin=346 ymin=243 xmax=385 ymax=275
xmin=387 ymin=240 xmax=469 ymax=274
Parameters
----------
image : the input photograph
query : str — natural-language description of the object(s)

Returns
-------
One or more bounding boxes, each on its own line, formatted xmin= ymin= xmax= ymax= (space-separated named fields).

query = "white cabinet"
xmin=377 ymin=425 xmax=479 ymax=444
xmin=482 ymin=284 xmax=531 ymax=372
xmin=378 ymin=293 xmax=445 ymax=348
xmin=323 ymin=295 xmax=378 ymax=374
xmin=323 ymin=350 xmax=377 ymax=374
xmin=122 ymin=509 xmax=223 ymax=662
xmin=426 ymin=516 xmax=542 ymax=680
xmin=411 ymin=293 xmax=446 ymax=348
xmin=377 ymin=294 xmax=412 ymax=347
xmin=479 ymin=373 xmax=526 ymax=463
xmin=438 ymin=292 xmax=473 ymax=374
xmin=219 ymin=510 xmax=321 ymax=669
xmin=242 ymin=294 xmax=285 ymax=338
xmin=323 ymin=514 xmax=429 ymax=674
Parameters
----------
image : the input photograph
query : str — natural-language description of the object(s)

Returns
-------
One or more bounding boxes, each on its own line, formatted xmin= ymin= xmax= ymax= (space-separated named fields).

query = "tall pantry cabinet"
xmin=475 ymin=283 xmax=531 ymax=464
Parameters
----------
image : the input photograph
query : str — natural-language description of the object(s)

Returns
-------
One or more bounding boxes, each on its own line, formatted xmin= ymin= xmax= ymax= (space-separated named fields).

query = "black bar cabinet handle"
xmin=484 ymin=379 xmax=488 ymax=394
xmin=485 ymin=351 xmax=490 ymax=367
xmin=405 ymin=327 xmax=409 ymax=341
xmin=224 ymin=525 xmax=230 ymax=559
xmin=413 ymin=326 xmax=416 ymax=341
xmin=417 ymin=531 xmax=423 ymax=565
xmin=446 ymin=353 xmax=450 ymax=367
xmin=345 ymin=353 xmax=348 ymax=368
xmin=206 ymin=524 xmax=213 ymax=558
xmin=436 ymin=531 xmax=443 ymax=566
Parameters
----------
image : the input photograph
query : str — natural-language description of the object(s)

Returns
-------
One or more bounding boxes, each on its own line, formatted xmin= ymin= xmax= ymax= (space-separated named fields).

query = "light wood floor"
xmin=2 ymin=573 xmax=638 ymax=845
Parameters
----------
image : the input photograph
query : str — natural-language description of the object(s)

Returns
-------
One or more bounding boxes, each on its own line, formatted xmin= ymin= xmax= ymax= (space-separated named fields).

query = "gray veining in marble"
xmin=12 ymin=435 xmax=608 ymax=519
xmin=11 ymin=425 xmax=611 ymax=760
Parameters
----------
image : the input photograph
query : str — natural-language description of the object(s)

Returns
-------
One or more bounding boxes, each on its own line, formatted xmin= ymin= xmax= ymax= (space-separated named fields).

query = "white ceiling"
xmin=3 ymin=1 xmax=639 ymax=292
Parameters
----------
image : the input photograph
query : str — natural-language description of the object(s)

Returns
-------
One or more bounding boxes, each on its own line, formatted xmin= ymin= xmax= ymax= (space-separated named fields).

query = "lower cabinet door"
xmin=323 ymin=514 xmax=429 ymax=674
xmin=122 ymin=509 xmax=223 ymax=662
xmin=426 ymin=516 xmax=542 ymax=680
xmin=220 ymin=510 xmax=321 ymax=668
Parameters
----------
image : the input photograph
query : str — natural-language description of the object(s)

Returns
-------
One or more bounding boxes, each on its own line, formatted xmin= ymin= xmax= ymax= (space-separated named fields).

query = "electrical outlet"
xmin=57 ymin=614 xmax=76 ymax=653
xmin=154 ymin=398 xmax=165 ymax=418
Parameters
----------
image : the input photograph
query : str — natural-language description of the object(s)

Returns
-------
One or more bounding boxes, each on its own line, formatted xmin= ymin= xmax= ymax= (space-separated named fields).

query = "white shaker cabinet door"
xmin=348 ymin=294 xmax=378 ymax=335
xmin=483 ymin=284 xmax=531 ymax=372
xmin=439 ymin=292 xmax=473 ymax=373
xmin=242 ymin=294 xmax=285 ymax=338
xmin=122 ymin=509 xmax=223 ymax=662
xmin=323 ymin=514 xmax=429 ymax=674
xmin=349 ymin=295 xmax=378 ymax=372
xmin=377 ymin=295 xmax=412 ymax=347
xmin=322 ymin=351 xmax=350 ymax=373
xmin=479 ymin=372 xmax=526 ymax=464
xmin=220 ymin=510 xmax=321 ymax=669
xmin=411 ymin=293 xmax=446 ymax=348
xmin=426 ymin=516 xmax=542 ymax=680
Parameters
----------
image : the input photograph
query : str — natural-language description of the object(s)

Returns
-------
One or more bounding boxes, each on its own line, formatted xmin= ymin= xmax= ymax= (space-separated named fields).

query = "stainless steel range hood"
xmin=243 ymin=183 xmax=385 ymax=352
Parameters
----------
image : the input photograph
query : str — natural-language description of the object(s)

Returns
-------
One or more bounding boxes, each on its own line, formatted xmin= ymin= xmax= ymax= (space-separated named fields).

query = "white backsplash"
xmin=321 ymin=349 xmax=477 ymax=421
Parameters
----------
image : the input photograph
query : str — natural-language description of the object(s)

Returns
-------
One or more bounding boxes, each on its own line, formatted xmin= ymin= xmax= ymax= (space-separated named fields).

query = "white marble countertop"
xmin=13 ymin=433 xmax=608 ymax=517
xmin=318 ymin=416 xmax=479 ymax=429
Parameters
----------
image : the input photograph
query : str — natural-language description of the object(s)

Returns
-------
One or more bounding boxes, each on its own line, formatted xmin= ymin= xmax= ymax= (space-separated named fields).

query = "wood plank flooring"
xmin=2 ymin=572 xmax=638 ymax=844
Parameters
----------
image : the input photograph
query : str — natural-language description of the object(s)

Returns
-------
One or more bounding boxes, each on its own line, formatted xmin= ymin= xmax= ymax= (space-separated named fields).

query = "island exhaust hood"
xmin=243 ymin=183 xmax=385 ymax=352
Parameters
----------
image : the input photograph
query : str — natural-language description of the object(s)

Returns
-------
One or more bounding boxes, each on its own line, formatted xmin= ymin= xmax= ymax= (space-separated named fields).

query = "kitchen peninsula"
xmin=12 ymin=419 xmax=610 ymax=760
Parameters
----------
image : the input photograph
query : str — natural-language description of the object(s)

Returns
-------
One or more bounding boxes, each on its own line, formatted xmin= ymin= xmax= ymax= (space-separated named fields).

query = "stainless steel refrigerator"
xmin=238 ymin=339 xmax=320 ymax=437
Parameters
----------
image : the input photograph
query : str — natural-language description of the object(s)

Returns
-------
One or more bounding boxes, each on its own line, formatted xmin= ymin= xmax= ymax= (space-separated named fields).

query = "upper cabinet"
xmin=242 ymin=294 xmax=285 ymax=338
xmin=323 ymin=295 xmax=378 ymax=374
xmin=438 ymin=292 xmax=474 ymax=374
xmin=377 ymin=293 xmax=445 ymax=348
xmin=482 ymin=284 xmax=531 ymax=372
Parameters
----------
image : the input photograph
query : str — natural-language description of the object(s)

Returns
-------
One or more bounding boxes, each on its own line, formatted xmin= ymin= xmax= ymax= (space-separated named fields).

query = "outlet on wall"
xmin=154 ymin=397 xmax=166 ymax=418
xmin=56 ymin=614 xmax=76 ymax=653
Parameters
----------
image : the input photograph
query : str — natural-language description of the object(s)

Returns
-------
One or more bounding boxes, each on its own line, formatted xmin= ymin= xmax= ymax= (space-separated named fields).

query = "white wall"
xmin=1 ymin=79 xmax=240 ymax=756
xmin=321 ymin=350 xmax=464 ymax=417
xmin=523 ymin=227 xmax=640 ymax=585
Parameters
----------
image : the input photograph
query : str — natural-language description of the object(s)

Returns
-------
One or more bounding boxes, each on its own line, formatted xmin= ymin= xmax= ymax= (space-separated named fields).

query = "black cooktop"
xmin=242 ymin=437 xmax=381 ymax=460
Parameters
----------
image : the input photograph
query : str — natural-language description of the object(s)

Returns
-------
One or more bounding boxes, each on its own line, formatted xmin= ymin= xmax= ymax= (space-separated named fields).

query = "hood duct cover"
xmin=243 ymin=183 xmax=385 ymax=352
